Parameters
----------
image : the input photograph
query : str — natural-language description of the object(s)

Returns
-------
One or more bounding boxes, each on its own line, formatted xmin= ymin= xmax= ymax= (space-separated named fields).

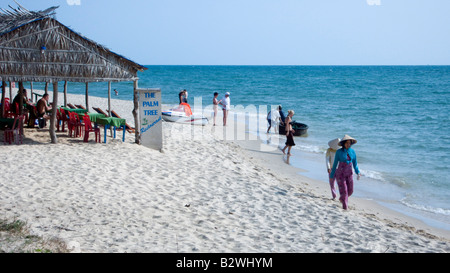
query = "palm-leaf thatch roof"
xmin=0 ymin=2 xmax=147 ymax=83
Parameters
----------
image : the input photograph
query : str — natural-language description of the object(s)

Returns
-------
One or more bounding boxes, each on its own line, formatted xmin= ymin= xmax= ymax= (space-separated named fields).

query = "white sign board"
xmin=138 ymin=88 xmax=162 ymax=150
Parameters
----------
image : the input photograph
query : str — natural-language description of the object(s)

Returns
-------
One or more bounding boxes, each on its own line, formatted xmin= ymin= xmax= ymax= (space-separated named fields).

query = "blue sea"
xmin=33 ymin=65 xmax=450 ymax=231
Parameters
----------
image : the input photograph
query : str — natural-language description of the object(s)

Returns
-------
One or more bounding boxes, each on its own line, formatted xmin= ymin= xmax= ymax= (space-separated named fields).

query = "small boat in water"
xmin=162 ymin=103 xmax=209 ymax=126
xmin=279 ymin=121 xmax=309 ymax=136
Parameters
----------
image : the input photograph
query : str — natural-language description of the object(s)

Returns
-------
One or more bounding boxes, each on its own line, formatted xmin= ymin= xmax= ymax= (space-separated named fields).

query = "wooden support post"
xmin=132 ymin=80 xmax=140 ymax=144
xmin=108 ymin=81 xmax=113 ymax=136
xmin=50 ymin=82 xmax=58 ymax=144
xmin=1 ymin=81 xmax=6 ymax=118
xmin=85 ymin=82 xmax=89 ymax=112
xmin=18 ymin=82 xmax=24 ymax=115
xmin=108 ymin=82 xmax=112 ymax=117
xmin=9 ymin=82 xmax=12 ymax=100
xmin=30 ymin=82 xmax=34 ymax=102
xmin=18 ymin=82 xmax=24 ymax=135
xmin=64 ymin=81 xmax=68 ymax=107
xmin=45 ymin=82 xmax=49 ymax=93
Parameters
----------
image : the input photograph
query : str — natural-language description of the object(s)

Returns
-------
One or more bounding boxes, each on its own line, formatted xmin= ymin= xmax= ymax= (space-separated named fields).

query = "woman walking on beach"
xmin=282 ymin=110 xmax=295 ymax=155
xmin=326 ymin=138 xmax=340 ymax=200
xmin=329 ymin=135 xmax=361 ymax=210
xmin=213 ymin=92 xmax=219 ymax=126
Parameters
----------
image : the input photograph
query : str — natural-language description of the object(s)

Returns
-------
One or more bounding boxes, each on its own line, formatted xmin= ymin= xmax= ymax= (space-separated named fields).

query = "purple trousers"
xmin=335 ymin=162 xmax=354 ymax=210
xmin=329 ymin=177 xmax=337 ymax=199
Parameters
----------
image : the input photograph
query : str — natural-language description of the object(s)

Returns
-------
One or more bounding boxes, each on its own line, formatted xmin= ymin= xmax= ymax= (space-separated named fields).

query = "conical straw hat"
xmin=328 ymin=138 xmax=341 ymax=150
xmin=338 ymin=135 xmax=357 ymax=146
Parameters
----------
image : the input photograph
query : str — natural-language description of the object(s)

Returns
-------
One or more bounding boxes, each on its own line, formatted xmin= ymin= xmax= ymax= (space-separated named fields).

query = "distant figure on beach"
xmin=329 ymin=135 xmax=361 ymax=210
xmin=179 ymin=91 xmax=183 ymax=104
xmin=218 ymin=92 xmax=230 ymax=126
xmin=184 ymin=90 xmax=188 ymax=103
xmin=326 ymin=138 xmax=341 ymax=200
xmin=267 ymin=111 xmax=272 ymax=133
xmin=179 ymin=89 xmax=188 ymax=104
xmin=282 ymin=110 xmax=295 ymax=155
xmin=267 ymin=105 xmax=282 ymax=134
xmin=114 ymin=89 xmax=118 ymax=96
xmin=279 ymin=105 xmax=286 ymax=124
xmin=213 ymin=92 xmax=219 ymax=126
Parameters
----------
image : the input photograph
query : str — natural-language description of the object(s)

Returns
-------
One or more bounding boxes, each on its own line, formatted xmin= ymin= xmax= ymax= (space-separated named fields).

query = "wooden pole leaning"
xmin=1 ymin=81 xmax=6 ymax=118
xmin=85 ymin=82 xmax=89 ymax=112
xmin=132 ymin=80 xmax=140 ymax=144
xmin=50 ymin=82 xmax=59 ymax=144
xmin=64 ymin=81 xmax=68 ymax=107
xmin=108 ymin=81 xmax=113 ymax=136
xmin=18 ymin=81 xmax=24 ymax=135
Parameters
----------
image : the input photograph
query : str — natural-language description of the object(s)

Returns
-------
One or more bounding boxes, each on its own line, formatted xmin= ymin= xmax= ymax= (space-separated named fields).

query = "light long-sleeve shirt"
xmin=330 ymin=148 xmax=360 ymax=179
xmin=325 ymin=148 xmax=337 ymax=171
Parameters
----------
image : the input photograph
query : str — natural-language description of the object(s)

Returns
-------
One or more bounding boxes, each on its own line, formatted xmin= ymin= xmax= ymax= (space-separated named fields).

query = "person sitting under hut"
xmin=12 ymin=89 xmax=33 ymax=114
xmin=12 ymin=89 xmax=37 ymax=127
xmin=36 ymin=93 xmax=52 ymax=128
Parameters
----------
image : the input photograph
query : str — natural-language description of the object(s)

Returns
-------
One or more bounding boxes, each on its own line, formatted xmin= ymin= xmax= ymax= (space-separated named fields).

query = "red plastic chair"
xmin=56 ymin=108 xmax=62 ymax=131
xmin=83 ymin=114 xmax=101 ymax=143
xmin=2 ymin=98 xmax=10 ymax=117
xmin=27 ymin=105 xmax=37 ymax=127
xmin=57 ymin=108 xmax=69 ymax=132
xmin=75 ymin=113 xmax=84 ymax=138
xmin=68 ymin=112 xmax=83 ymax=138
xmin=67 ymin=111 xmax=74 ymax=136
xmin=5 ymin=102 xmax=18 ymax=118
xmin=4 ymin=114 xmax=25 ymax=145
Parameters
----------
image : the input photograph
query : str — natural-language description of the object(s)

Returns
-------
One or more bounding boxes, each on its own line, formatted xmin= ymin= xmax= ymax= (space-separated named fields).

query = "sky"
xmin=3 ymin=0 xmax=450 ymax=65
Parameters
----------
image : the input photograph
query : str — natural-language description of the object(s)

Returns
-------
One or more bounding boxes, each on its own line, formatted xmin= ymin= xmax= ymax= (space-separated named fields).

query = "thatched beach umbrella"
xmin=0 ymin=2 xmax=147 ymax=143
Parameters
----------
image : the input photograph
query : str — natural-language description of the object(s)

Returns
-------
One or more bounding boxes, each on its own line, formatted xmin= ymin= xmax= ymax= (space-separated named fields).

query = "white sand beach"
xmin=1 ymin=91 xmax=449 ymax=253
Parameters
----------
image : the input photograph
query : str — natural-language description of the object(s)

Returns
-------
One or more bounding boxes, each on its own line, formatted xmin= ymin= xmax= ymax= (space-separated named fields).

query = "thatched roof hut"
xmin=0 ymin=4 xmax=146 ymax=82
xmin=0 ymin=3 xmax=147 ymax=143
